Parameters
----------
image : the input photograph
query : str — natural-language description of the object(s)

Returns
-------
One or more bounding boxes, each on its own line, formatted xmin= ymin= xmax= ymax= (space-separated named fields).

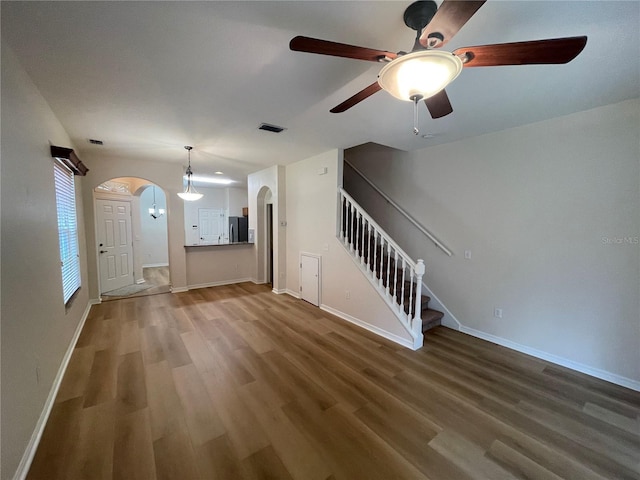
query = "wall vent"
xmin=88 ymin=138 xmax=104 ymax=145
xmin=258 ymin=123 xmax=286 ymax=133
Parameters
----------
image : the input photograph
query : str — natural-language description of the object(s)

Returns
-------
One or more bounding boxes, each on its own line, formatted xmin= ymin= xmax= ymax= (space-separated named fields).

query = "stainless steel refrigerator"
xmin=229 ymin=216 xmax=248 ymax=242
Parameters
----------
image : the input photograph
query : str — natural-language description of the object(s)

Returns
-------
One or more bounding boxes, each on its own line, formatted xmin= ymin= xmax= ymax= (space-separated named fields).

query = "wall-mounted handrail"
xmin=344 ymin=159 xmax=452 ymax=257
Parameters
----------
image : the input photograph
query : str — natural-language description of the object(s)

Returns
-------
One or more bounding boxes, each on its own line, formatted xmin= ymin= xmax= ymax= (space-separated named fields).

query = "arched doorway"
xmin=94 ymin=177 xmax=170 ymax=299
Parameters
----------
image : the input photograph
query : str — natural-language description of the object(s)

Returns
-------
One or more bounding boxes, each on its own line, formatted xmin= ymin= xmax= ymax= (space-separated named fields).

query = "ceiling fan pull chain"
xmin=411 ymin=94 xmax=423 ymax=135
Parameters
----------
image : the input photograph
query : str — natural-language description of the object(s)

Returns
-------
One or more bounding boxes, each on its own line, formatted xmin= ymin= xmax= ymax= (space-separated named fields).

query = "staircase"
xmin=338 ymin=189 xmax=443 ymax=349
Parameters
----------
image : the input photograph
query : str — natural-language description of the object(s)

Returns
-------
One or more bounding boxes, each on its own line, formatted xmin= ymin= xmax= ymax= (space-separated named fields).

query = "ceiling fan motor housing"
xmin=404 ymin=1 xmax=438 ymax=32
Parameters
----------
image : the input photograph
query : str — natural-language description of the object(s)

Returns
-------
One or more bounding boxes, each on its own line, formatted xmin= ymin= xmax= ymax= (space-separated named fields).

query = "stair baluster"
xmin=337 ymin=188 xmax=442 ymax=349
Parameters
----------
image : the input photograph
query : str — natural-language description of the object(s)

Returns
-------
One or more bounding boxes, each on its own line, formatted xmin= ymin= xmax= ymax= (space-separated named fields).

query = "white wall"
xmin=285 ymin=150 xmax=414 ymax=345
xmin=1 ymin=44 xmax=91 ymax=479
xmin=227 ymin=187 xmax=248 ymax=217
xmin=139 ymin=185 xmax=169 ymax=266
xmin=345 ymin=99 xmax=640 ymax=388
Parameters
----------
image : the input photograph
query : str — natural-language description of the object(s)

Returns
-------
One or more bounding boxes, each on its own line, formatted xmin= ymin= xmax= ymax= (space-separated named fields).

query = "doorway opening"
xmin=256 ymin=185 xmax=275 ymax=286
xmin=266 ymin=203 xmax=273 ymax=286
xmin=94 ymin=178 xmax=170 ymax=300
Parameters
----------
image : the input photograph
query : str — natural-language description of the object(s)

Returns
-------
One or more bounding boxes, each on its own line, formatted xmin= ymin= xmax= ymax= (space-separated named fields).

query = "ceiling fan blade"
xmin=424 ymin=90 xmax=453 ymax=118
xmin=290 ymin=36 xmax=397 ymax=62
xmin=330 ymin=82 xmax=382 ymax=113
xmin=419 ymin=1 xmax=486 ymax=48
xmin=454 ymin=36 xmax=588 ymax=67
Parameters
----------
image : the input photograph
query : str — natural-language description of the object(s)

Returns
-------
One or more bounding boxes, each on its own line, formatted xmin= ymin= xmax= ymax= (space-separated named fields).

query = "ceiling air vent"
xmin=258 ymin=123 xmax=286 ymax=133
xmin=88 ymin=138 xmax=104 ymax=145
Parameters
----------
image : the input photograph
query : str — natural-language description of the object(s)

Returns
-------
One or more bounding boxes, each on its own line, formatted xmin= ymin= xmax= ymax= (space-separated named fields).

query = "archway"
xmin=94 ymin=177 xmax=171 ymax=299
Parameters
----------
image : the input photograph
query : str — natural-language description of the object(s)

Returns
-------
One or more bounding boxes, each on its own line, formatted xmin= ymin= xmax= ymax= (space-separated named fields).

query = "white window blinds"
xmin=54 ymin=160 xmax=81 ymax=303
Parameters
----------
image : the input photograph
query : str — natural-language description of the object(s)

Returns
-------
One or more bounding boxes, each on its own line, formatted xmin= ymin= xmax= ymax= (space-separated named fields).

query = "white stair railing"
xmin=338 ymin=188 xmax=424 ymax=347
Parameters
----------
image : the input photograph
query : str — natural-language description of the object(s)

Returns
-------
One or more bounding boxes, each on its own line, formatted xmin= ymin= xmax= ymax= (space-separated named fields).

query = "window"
xmin=54 ymin=160 xmax=81 ymax=303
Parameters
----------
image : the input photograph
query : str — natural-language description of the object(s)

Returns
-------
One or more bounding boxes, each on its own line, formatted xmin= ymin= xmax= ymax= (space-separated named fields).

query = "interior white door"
xmin=96 ymin=199 xmax=134 ymax=293
xmin=199 ymin=208 xmax=225 ymax=243
xmin=300 ymin=254 xmax=320 ymax=306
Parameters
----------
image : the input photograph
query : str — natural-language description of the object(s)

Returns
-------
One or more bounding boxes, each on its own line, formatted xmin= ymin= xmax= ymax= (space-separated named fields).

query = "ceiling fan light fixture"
xmin=378 ymin=50 xmax=463 ymax=101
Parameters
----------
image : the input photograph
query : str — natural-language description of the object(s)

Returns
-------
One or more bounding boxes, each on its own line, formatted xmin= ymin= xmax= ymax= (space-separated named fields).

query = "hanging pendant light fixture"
xmin=148 ymin=186 xmax=165 ymax=219
xmin=177 ymin=146 xmax=203 ymax=201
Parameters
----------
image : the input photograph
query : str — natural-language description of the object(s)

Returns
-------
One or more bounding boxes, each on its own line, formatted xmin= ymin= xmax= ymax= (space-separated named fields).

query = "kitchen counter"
xmin=184 ymin=241 xmax=254 ymax=248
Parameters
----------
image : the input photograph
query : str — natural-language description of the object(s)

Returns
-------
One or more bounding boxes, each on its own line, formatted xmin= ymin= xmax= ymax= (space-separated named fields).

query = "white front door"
xmin=300 ymin=254 xmax=320 ymax=306
xmin=97 ymin=199 xmax=134 ymax=293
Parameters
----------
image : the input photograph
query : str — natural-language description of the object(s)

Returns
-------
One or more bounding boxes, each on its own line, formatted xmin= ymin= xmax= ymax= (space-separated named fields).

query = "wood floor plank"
xmin=201 ymin=371 xmax=271 ymax=460
xmin=140 ymin=325 xmax=165 ymax=365
xmin=117 ymin=320 xmax=141 ymax=355
xmin=26 ymin=397 xmax=84 ymax=480
xmin=116 ymin=351 xmax=147 ymax=414
xmin=145 ymin=360 xmax=187 ymax=441
xmin=112 ymin=408 xmax=157 ymax=480
xmin=239 ymin=380 xmax=333 ymax=480
xmin=27 ymin=283 xmax=640 ymax=480
xmin=283 ymin=399 xmax=428 ymax=480
xmin=153 ymin=427 xmax=202 ymax=480
xmin=488 ymin=439 xmax=572 ymax=480
xmin=55 ymin=345 xmax=95 ymax=402
xmin=583 ymin=402 xmax=640 ymax=434
xmin=157 ymin=325 xmax=192 ymax=368
xmin=83 ymin=348 xmax=118 ymax=408
xmin=241 ymin=445 xmax=295 ymax=480
xmin=492 ymin=433 xmax=611 ymax=480
xmin=172 ymin=363 xmax=226 ymax=446
xmin=180 ymin=329 xmax=219 ymax=375
xmin=195 ymin=434 xmax=247 ymax=480
xmin=66 ymin=401 xmax=115 ymax=480
xmin=428 ymin=430 xmax=517 ymax=480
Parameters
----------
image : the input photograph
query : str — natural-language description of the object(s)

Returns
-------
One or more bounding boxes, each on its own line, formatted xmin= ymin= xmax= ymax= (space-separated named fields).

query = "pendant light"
xmin=148 ymin=186 xmax=165 ymax=219
xmin=177 ymin=146 xmax=203 ymax=201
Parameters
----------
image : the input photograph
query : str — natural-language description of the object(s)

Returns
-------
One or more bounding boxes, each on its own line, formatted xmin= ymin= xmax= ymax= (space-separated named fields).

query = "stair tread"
xmin=421 ymin=308 xmax=444 ymax=333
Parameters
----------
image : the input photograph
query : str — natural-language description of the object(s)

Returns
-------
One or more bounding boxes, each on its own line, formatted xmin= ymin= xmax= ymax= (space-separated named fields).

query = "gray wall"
xmin=1 ymin=44 xmax=91 ymax=479
xmin=345 ymin=98 xmax=640 ymax=387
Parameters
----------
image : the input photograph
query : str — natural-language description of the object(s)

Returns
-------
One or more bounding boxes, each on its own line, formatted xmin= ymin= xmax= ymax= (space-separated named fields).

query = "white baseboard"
xmin=135 ymin=278 xmax=145 ymax=285
xmin=14 ymin=299 xmax=98 ymax=480
xmin=458 ymin=326 xmax=640 ymax=392
xmin=417 ymin=282 xmax=639 ymax=391
xmin=283 ymin=288 xmax=300 ymax=299
xmin=186 ymin=277 xmax=252 ymax=291
xmin=170 ymin=286 xmax=189 ymax=293
xmin=142 ymin=262 xmax=169 ymax=268
xmin=320 ymin=304 xmax=416 ymax=350
xmin=272 ymin=288 xmax=288 ymax=295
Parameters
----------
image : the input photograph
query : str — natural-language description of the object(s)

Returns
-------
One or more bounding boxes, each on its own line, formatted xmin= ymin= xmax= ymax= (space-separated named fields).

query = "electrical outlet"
xmin=494 ymin=308 xmax=503 ymax=318
xmin=345 ymin=290 xmax=350 ymax=300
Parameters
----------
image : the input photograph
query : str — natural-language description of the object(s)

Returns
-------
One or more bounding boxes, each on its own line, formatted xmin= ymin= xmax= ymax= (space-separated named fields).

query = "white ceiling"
xmin=2 ymin=1 xmax=639 ymax=186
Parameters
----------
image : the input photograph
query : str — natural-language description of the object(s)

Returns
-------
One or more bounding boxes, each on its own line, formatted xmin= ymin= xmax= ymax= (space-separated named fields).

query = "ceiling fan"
xmin=290 ymin=0 xmax=587 ymax=123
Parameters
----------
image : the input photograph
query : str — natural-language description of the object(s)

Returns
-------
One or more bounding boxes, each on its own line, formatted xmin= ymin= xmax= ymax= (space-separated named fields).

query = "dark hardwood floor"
xmin=27 ymin=282 xmax=640 ymax=479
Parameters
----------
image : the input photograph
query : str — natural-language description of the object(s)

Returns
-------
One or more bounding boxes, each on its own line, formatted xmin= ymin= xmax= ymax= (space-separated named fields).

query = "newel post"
xmin=412 ymin=259 xmax=425 ymax=335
